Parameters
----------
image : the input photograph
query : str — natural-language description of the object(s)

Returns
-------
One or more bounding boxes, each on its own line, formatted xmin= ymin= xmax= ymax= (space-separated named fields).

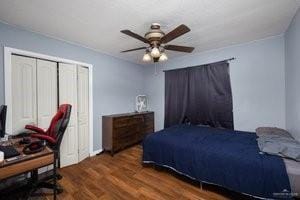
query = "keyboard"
xmin=0 ymin=145 xmax=20 ymax=159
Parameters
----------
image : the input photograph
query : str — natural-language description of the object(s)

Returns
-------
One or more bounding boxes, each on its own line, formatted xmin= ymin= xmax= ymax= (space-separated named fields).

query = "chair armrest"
xmin=25 ymin=125 xmax=46 ymax=134
xmin=31 ymin=134 xmax=56 ymax=144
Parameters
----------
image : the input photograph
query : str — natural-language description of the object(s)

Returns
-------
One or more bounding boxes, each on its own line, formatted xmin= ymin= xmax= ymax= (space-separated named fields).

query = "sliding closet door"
xmin=59 ymin=63 xmax=78 ymax=167
xmin=77 ymin=66 xmax=89 ymax=161
xmin=11 ymin=55 xmax=37 ymax=135
xmin=37 ymin=60 xmax=58 ymax=129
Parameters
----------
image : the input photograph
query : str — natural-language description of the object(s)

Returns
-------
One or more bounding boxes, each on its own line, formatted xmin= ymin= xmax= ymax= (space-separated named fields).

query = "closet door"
xmin=37 ymin=60 xmax=58 ymax=129
xmin=59 ymin=63 xmax=78 ymax=167
xmin=11 ymin=55 xmax=37 ymax=135
xmin=77 ymin=66 xmax=89 ymax=161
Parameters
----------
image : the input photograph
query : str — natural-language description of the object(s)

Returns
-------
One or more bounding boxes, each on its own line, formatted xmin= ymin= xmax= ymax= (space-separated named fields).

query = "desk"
xmin=0 ymin=138 xmax=56 ymax=199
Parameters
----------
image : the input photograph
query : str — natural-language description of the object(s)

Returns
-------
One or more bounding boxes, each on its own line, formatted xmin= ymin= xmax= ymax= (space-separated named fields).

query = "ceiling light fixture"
xmin=159 ymin=52 xmax=168 ymax=62
xmin=150 ymin=47 xmax=161 ymax=58
xmin=121 ymin=23 xmax=194 ymax=63
xmin=142 ymin=47 xmax=168 ymax=62
xmin=142 ymin=52 xmax=152 ymax=62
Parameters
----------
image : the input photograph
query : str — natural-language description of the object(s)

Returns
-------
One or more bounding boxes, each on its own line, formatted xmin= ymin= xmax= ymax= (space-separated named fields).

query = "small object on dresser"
xmin=136 ymin=95 xmax=148 ymax=113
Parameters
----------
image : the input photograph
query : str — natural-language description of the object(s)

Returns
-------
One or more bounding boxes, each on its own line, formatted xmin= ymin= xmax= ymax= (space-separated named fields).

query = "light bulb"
xmin=150 ymin=47 xmax=160 ymax=58
xmin=159 ymin=52 xmax=168 ymax=62
xmin=142 ymin=53 xmax=151 ymax=62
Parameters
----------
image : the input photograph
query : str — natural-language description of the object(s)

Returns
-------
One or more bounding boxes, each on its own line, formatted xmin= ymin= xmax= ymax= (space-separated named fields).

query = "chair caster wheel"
xmin=57 ymin=188 xmax=63 ymax=194
xmin=56 ymin=185 xmax=63 ymax=194
xmin=56 ymin=174 xmax=63 ymax=180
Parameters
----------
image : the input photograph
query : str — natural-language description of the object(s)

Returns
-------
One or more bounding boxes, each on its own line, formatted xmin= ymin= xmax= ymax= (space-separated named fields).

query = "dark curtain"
xmin=164 ymin=61 xmax=234 ymax=129
xmin=164 ymin=68 xmax=189 ymax=128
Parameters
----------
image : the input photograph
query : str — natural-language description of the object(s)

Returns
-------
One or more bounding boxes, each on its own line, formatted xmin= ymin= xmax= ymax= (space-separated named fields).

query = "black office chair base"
xmin=37 ymin=182 xmax=63 ymax=194
xmin=39 ymin=170 xmax=63 ymax=181
xmin=27 ymin=168 xmax=61 ymax=199
xmin=25 ymin=182 xmax=63 ymax=200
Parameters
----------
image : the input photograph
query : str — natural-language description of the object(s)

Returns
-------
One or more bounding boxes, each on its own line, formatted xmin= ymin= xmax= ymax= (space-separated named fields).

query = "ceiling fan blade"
xmin=121 ymin=30 xmax=148 ymax=43
xmin=164 ymin=45 xmax=194 ymax=53
xmin=121 ymin=47 xmax=147 ymax=53
xmin=161 ymin=24 xmax=191 ymax=43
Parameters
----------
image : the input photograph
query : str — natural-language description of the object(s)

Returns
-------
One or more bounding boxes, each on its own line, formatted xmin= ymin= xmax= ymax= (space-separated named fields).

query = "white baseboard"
xmin=90 ymin=149 xmax=103 ymax=157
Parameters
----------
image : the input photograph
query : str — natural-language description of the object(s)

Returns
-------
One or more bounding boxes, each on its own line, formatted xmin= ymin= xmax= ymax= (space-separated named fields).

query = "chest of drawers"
xmin=102 ymin=112 xmax=154 ymax=155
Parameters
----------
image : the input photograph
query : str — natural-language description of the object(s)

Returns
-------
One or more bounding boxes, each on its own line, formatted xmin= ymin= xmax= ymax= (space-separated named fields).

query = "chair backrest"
xmin=0 ymin=105 xmax=7 ymax=138
xmin=47 ymin=104 xmax=72 ymax=150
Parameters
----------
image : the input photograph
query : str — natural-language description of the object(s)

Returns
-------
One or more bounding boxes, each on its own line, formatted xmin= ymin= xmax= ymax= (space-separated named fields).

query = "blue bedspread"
xmin=142 ymin=125 xmax=291 ymax=199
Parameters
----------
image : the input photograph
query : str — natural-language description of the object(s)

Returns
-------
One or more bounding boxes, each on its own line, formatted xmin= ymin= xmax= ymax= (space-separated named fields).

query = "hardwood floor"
xmin=0 ymin=145 xmax=253 ymax=200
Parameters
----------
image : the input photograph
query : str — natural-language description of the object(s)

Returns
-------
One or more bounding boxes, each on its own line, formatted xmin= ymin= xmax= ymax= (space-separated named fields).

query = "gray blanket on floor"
xmin=257 ymin=134 xmax=300 ymax=161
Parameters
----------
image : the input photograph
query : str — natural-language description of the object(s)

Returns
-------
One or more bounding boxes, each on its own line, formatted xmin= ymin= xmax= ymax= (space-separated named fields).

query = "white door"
xmin=37 ymin=60 xmax=58 ymax=129
xmin=11 ymin=55 xmax=37 ymax=135
xmin=77 ymin=66 xmax=89 ymax=161
xmin=59 ymin=63 xmax=78 ymax=167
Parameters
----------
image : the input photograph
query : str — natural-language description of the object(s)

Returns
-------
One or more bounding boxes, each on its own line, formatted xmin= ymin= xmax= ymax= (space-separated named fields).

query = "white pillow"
xmin=256 ymin=127 xmax=293 ymax=139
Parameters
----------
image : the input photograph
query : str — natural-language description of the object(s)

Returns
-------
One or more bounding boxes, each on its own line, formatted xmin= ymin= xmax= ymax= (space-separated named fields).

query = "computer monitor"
xmin=0 ymin=105 xmax=7 ymax=138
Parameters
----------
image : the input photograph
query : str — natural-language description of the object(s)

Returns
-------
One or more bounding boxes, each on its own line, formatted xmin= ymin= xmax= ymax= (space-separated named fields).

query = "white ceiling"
xmin=0 ymin=0 xmax=299 ymax=64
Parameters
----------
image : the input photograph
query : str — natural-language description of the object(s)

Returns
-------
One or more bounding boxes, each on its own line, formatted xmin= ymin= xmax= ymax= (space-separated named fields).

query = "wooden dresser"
xmin=102 ymin=112 xmax=154 ymax=155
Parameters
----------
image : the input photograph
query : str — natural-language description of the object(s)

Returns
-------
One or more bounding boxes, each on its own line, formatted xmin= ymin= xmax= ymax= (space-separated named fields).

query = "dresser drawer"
xmin=113 ymin=135 xmax=136 ymax=150
xmin=144 ymin=113 xmax=154 ymax=121
xmin=113 ymin=117 xmax=129 ymax=128
xmin=113 ymin=127 xmax=136 ymax=138
xmin=143 ymin=121 xmax=154 ymax=129
xmin=144 ymin=127 xmax=154 ymax=134
xmin=136 ymin=132 xmax=146 ymax=141
xmin=128 ymin=116 xmax=144 ymax=125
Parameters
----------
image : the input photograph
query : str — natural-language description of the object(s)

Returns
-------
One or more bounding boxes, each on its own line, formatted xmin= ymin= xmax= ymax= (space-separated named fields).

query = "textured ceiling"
xmin=0 ymin=0 xmax=299 ymax=64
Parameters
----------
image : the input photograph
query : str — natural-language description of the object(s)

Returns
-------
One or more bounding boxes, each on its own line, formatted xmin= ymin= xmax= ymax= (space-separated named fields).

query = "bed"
xmin=142 ymin=125 xmax=300 ymax=199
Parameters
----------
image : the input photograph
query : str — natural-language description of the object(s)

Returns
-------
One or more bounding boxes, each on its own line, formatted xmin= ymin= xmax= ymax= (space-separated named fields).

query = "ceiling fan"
xmin=120 ymin=23 xmax=194 ymax=62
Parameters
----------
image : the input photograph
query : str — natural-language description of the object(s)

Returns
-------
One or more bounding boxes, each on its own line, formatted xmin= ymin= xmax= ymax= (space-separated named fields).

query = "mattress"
xmin=284 ymin=158 xmax=300 ymax=196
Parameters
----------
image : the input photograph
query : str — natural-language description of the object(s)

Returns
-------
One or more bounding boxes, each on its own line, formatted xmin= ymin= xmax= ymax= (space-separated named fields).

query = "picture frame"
xmin=136 ymin=95 xmax=148 ymax=113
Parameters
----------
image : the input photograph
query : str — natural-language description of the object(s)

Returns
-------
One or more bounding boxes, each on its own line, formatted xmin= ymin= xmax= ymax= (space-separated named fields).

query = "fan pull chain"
xmin=154 ymin=63 xmax=158 ymax=75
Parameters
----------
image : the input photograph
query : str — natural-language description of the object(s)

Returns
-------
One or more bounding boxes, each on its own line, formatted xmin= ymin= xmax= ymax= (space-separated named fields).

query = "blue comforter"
xmin=142 ymin=125 xmax=291 ymax=199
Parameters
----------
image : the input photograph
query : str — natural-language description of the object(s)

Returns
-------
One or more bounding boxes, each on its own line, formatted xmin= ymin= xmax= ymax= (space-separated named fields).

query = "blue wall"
xmin=1 ymin=11 xmax=298 ymax=150
xmin=0 ymin=22 xmax=145 ymax=151
xmin=285 ymin=8 xmax=300 ymax=141
xmin=144 ymin=36 xmax=286 ymax=132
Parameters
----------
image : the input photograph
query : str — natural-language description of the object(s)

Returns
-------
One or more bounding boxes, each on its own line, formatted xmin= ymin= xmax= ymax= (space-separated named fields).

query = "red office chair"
xmin=25 ymin=104 xmax=72 ymax=196
xmin=26 ymin=104 xmax=72 ymax=151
